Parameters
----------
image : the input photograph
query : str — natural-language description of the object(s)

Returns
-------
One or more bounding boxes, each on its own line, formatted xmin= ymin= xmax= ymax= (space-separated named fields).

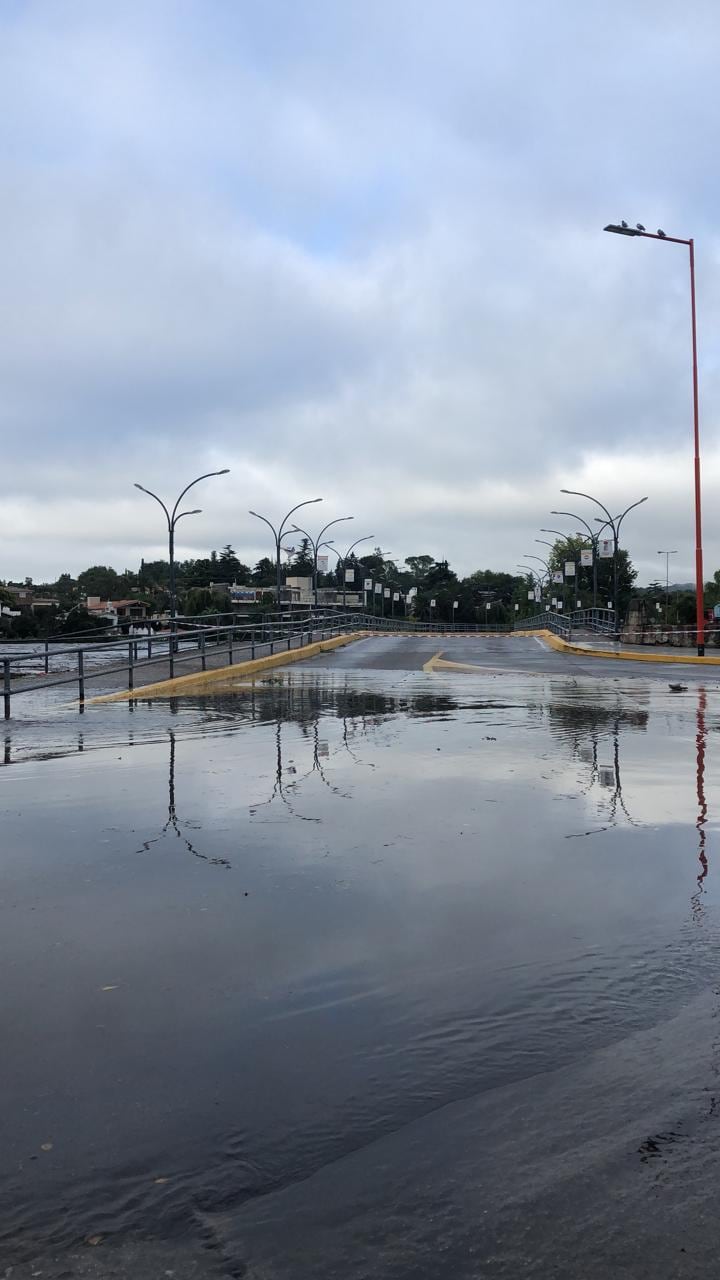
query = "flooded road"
xmin=2 ymin=653 xmax=720 ymax=1277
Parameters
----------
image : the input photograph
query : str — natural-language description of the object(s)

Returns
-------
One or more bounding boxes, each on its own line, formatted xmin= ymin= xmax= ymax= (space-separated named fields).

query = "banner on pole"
xmin=393 ymin=592 xmax=399 ymax=601
xmin=564 ymin=561 xmax=575 ymax=577
xmin=453 ymin=600 xmax=458 ymax=609
xmin=552 ymin=571 xmax=563 ymax=584
xmin=527 ymin=590 xmax=534 ymax=600
xmin=599 ymin=539 xmax=613 ymax=559
xmin=430 ymin=598 xmax=436 ymax=607
xmin=534 ymin=587 xmax=541 ymax=602
xmin=375 ymin=582 xmax=382 ymax=594
xmin=384 ymin=588 xmax=390 ymax=598
xmin=364 ymin=578 xmax=373 ymax=590
xmin=344 ymin=568 xmax=355 ymax=583
xmin=317 ymin=555 xmax=329 ymax=573
xmin=580 ymin=549 xmax=593 ymax=568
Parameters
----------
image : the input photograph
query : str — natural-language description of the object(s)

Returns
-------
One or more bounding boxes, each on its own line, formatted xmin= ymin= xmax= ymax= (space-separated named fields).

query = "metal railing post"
xmin=78 ymin=649 xmax=85 ymax=705
xmin=128 ymin=641 xmax=134 ymax=693
xmin=228 ymin=628 xmax=234 ymax=665
xmin=3 ymin=659 xmax=10 ymax=720
xmin=44 ymin=641 xmax=49 ymax=675
xmin=251 ymin=631 xmax=256 ymax=660
xmin=200 ymin=632 xmax=207 ymax=671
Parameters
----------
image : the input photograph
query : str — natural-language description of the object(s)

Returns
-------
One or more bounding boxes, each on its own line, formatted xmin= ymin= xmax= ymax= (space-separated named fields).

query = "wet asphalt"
xmin=2 ymin=635 xmax=720 ymax=1278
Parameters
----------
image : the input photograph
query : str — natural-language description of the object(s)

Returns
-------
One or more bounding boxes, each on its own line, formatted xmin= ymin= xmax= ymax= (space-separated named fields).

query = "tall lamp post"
xmin=290 ymin=517 xmax=354 ymax=606
xmin=550 ymin=509 xmax=613 ymax=610
xmin=134 ymin=468 xmax=230 ymax=630
xmin=560 ymin=489 xmax=648 ymax=636
xmin=658 ymin=549 xmax=678 ymax=625
xmin=249 ymin=498 xmax=322 ymax=608
xmin=604 ymin=220 xmax=704 ymax=655
xmin=538 ymin=532 xmax=586 ymax=611
xmin=332 ymin=535 xmax=375 ymax=608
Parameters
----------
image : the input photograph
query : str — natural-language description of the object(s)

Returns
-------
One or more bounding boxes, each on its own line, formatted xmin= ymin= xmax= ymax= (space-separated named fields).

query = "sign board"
xmin=557 ymin=600 xmax=563 ymax=610
xmin=580 ymin=549 xmax=593 ymax=568
xmin=393 ymin=592 xmax=399 ymax=601
xmin=317 ymin=555 xmax=329 ymax=573
xmin=577 ymin=599 xmax=582 ymax=608
xmin=608 ymin=601 xmax=614 ymax=610
xmin=485 ymin=603 xmax=491 ymax=611
xmin=545 ymin=605 xmax=550 ymax=612
xmin=657 ymin=602 xmax=663 ymax=612
xmin=430 ymin=598 xmax=436 ymax=607
xmin=514 ymin=603 xmax=519 ymax=611
xmin=453 ymin=600 xmax=458 ymax=609
xmin=364 ymin=578 xmax=373 ymax=591
xmin=230 ymin=588 xmax=260 ymax=603
xmin=599 ymin=539 xmax=613 ymax=559
xmin=713 ymin=604 xmax=720 ymax=620
xmin=384 ymin=588 xmax=390 ymax=598
xmin=344 ymin=568 xmax=355 ymax=583
xmin=375 ymin=582 xmax=382 ymax=594
xmin=527 ymin=590 xmax=534 ymax=600
xmin=552 ymin=571 xmax=563 ymax=584
xmin=564 ymin=561 xmax=575 ymax=577
xmin=535 ymin=588 xmax=541 ymax=602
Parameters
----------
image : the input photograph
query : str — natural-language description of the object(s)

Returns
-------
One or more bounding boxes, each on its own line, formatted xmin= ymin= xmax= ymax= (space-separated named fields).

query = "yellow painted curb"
xmin=523 ymin=629 xmax=720 ymax=665
xmin=88 ymin=631 xmax=371 ymax=703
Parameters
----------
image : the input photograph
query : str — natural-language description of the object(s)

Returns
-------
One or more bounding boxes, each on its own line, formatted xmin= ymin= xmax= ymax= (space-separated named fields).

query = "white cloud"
xmin=1 ymin=0 xmax=720 ymax=584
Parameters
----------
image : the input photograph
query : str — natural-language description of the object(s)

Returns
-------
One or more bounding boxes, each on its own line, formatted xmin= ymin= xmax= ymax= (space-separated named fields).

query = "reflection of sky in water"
xmin=1 ymin=668 xmax=719 ymax=1262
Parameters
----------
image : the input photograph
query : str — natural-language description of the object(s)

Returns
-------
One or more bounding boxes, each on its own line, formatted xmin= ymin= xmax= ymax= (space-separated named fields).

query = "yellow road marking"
xmin=422 ymin=649 xmax=444 ymax=672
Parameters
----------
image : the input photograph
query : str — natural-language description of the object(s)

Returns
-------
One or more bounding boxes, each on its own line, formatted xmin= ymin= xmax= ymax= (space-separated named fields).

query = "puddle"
xmin=1 ymin=669 xmax=719 ymax=1273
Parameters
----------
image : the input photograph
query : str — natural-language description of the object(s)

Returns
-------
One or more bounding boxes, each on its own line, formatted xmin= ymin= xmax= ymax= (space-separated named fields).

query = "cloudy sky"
xmin=1 ymin=0 xmax=719 ymax=585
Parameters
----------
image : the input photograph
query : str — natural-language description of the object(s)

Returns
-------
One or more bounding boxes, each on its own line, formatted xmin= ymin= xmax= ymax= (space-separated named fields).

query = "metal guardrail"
xmin=1 ymin=612 xmax=362 ymax=718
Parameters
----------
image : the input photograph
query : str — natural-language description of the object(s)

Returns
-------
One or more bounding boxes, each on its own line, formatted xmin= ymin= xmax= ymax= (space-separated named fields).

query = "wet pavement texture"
xmin=2 ymin=639 xmax=720 ymax=1277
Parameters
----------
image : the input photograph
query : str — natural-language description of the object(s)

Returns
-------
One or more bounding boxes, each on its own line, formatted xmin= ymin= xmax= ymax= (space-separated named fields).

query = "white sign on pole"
xmin=608 ymin=601 xmax=614 ymax=610
xmin=374 ymin=582 xmax=382 ymax=594
xmin=551 ymin=597 xmax=557 ymax=607
xmin=545 ymin=605 xmax=550 ymax=612
xmin=534 ymin=587 xmax=541 ymax=602
xmin=557 ymin=600 xmax=563 ymax=610
xmin=552 ymin=571 xmax=563 ymax=584
xmin=527 ymin=590 xmax=534 ymax=600
xmin=430 ymin=598 xmax=436 ymax=607
xmin=577 ymin=599 xmax=582 ymax=608
xmin=564 ymin=561 xmax=575 ymax=577
xmin=485 ymin=603 xmax=491 ymax=611
xmin=364 ymin=578 xmax=373 ymax=591
xmin=514 ymin=603 xmax=519 ymax=611
xmin=317 ymin=555 xmax=329 ymax=573
xmin=393 ymin=592 xmax=399 ymax=601
xmin=453 ymin=600 xmax=458 ymax=609
xmin=599 ymin=539 xmax=613 ymax=559
xmin=345 ymin=568 xmax=355 ymax=583
xmin=656 ymin=602 xmax=661 ymax=612
xmin=384 ymin=588 xmax=390 ymax=598
xmin=580 ymin=549 xmax=593 ymax=568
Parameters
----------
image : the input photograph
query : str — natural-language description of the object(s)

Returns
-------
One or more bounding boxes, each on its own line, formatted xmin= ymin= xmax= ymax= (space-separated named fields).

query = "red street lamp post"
xmin=604 ymin=221 xmax=705 ymax=656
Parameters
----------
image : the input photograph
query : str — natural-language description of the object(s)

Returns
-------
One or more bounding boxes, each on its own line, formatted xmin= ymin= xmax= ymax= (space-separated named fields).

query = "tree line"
xmin=3 ymin=536 xmax=720 ymax=639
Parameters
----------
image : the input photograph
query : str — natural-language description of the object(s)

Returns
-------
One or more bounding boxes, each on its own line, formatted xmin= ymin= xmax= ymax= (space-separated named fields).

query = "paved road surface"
xmin=293 ymin=632 xmax=720 ymax=684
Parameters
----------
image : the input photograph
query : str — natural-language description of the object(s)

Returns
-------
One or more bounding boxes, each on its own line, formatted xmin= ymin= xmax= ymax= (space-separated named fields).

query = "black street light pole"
xmin=658 ymin=549 xmax=678 ymax=625
xmin=540 ymin=528 xmax=592 ymax=610
xmin=560 ymin=490 xmax=648 ymax=636
xmin=550 ymin=509 xmax=612 ymax=610
xmin=249 ymin=498 xmax=322 ymax=609
xmin=290 ymin=517 xmax=354 ymax=607
xmin=135 ymin=468 xmax=230 ymax=633
xmin=333 ymin=535 xmax=375 ymax=608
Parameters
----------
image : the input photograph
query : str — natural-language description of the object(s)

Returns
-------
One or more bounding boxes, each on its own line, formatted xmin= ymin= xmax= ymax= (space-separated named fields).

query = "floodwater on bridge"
xmin=2 ymin=665 xmax=720 ymax=1278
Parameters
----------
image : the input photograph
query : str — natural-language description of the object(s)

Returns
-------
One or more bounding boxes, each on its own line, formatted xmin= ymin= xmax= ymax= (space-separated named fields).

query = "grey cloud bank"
xmin=1 ymin=0 xmax=719 ymax=584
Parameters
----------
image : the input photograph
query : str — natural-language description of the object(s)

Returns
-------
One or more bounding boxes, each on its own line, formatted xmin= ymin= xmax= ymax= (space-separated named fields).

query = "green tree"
xmin=77 ymin=565 xmax=120 ymax=599
xmin=252 ymin=557 xmax=276 ymax=586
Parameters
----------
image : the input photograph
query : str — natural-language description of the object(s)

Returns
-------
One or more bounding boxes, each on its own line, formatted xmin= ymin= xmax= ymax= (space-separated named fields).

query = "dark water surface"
xmin=2 ymin=669 xmax=720 ymax=1277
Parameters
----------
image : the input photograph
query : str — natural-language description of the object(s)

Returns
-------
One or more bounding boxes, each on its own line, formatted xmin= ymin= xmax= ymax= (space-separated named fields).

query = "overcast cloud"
xmin=1 ymin=0 xmax=720 ymax=584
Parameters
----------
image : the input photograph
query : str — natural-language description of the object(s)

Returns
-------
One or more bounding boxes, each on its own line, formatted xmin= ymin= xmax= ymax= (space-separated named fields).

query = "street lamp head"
xmin=216 ymin=469 xmax=231 ymax=475
xmin=604 ymin=223 xmax=642 ymax=237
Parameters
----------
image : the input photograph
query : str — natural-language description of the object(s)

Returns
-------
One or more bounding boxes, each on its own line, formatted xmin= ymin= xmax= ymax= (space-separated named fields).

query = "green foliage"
xmin=77 ymin=565 xmax=121 ymax=599
xmin=252 ymin=557 xmax=276 ymax=585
